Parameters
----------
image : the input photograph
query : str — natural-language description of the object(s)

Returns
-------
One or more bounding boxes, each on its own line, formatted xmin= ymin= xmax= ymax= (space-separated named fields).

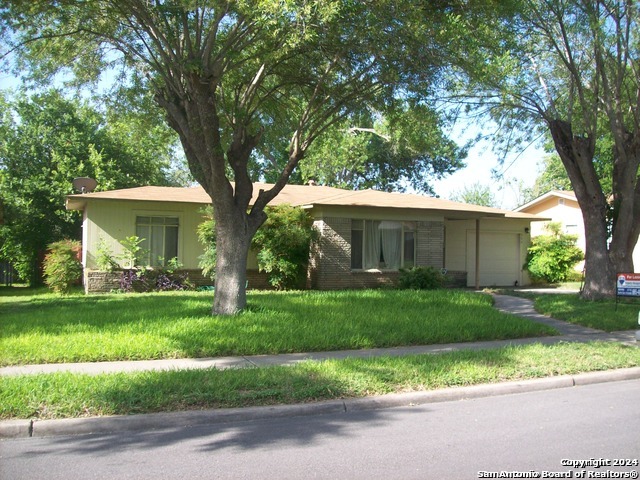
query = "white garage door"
xmin=466 ymin=232 xmax=522 ymax=287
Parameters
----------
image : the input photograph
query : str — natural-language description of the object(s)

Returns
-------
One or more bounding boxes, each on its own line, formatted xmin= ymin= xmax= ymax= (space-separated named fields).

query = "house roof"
xmin=66 ymin=183 xmax=545 ymax=220
xmin=515 ymin=190 xmax=577 ymax=212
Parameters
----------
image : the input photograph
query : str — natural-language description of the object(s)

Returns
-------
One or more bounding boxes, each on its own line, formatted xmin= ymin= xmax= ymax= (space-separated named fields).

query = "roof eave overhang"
xmin=66 ymin=196 xmax=86 ymax=211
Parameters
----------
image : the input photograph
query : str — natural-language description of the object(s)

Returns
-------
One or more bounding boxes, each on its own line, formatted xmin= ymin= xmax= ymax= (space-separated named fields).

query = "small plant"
xmin=119 ymin=257 xmax=194 ymax=293
xmin=118 ymin=235 xmax=147 ymax=269
xmin=398 ymin=266 xmax=445 ymax=290
xmin=43 ymin=240 xmax=83 ymax=293
xmin=95 ymin=238 xmax=118 ymax=272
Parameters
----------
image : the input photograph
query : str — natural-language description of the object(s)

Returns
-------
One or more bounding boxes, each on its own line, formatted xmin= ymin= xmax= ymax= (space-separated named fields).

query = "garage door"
xmin=466 ymin=232 xmax=521 ymax=287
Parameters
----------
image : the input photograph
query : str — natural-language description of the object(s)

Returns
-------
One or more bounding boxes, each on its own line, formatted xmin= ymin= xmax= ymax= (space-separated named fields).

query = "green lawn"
xmin=0 ymin=288 xmax=557 ymax=366
xmin=2 ymin=342 xmax=639 ymax=420
xmin=533 ymin=295 xmax=639 ymax=331
xmin=492 ymin=287 xmax=639 ymax=332
xmin=2 ymin=287 xmax=639 ymax=422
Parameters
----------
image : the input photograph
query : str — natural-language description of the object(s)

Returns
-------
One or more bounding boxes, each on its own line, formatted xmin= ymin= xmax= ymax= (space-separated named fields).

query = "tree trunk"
xmin=580 ymin=199 xmax=616 ymax=299
xmin=212 ymin=215 xmax=251 ymax=315
xmin=547 ymin=119 xmax=617 ymax=299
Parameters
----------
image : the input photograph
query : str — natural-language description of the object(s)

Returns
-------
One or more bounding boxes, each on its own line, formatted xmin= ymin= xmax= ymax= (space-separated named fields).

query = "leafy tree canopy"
xmin=444 ymin=0 xmax=640 ymax=299
xmin=450 ymin=182 xmax=499 ymax=208
xmin=295 ymin=103 xmax=467 ymax=194
xmin=0 ymin=89 xmax=180 ymax=284
xmin=1 ymin=0 xmax=474 ymax=312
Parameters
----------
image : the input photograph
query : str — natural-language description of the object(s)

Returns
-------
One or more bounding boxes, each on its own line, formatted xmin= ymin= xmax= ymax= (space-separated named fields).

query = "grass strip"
xmin=1 ymin=342 xmax=638 ymax=420
xmin=532 ymin=295 xmax=640 ymax=332
xmin=0 ymin=289 xmax=556 ymax=365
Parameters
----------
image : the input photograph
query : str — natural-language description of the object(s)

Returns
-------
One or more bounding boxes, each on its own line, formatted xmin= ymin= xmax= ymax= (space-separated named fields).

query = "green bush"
xmin=197 ymin=207 xmax=216 ymax=280
xmin=197 ymin=205 xmax=317 ymax=290
xmin=398 ymin=266 xmax=445 ymax=290
xmin=526 ymin=223 xmax=584 ymax=284
xmin=252 ymin=204 xmax=317 ymax=290
xmin=43 ymin=240 xmax=83 ymax=293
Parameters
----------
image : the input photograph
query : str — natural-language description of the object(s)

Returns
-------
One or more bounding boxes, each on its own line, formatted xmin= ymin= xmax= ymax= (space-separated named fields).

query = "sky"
xmin=431 ymin=136 xmax=545 ymax=210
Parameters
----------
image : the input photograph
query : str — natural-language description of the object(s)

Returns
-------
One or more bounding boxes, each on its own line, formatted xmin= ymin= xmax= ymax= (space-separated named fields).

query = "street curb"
xmin=3 ymin=367 xmax=639 ymax=439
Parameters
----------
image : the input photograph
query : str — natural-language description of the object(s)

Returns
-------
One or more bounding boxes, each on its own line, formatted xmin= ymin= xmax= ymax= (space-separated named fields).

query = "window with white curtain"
xmin=135 ymin=216 xmax=179 ymax=266
xmin=351 ymin=220 xmax=415 ymax=270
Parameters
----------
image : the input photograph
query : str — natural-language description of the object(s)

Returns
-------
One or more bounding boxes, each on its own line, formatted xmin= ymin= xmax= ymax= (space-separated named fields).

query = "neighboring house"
xmin=66 ymin=183 xmax=548 ymax=292
xmin=515 ymin=190 xmax=640 ymax=273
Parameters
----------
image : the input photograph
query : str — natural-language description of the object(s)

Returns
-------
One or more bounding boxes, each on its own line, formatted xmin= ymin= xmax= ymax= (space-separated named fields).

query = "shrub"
xmin=398 ymin=266 xmax=445 ymax=290
xmin=43 ymin=240 xmax=83 ymax=293
xmin=252 ymin=204 xmax=317 ymax=290
xmin=197 ymin=204 xmax=317 ymax=290
xmin=197 ymin=207 xmax=216 ymax=280
xmin=526 ymin=222 xmax=584 ymax=284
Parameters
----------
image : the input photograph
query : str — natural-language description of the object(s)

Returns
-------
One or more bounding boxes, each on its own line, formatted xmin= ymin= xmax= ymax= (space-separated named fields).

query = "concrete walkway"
xmin=1 ymin=293 xmax=638 ymax=438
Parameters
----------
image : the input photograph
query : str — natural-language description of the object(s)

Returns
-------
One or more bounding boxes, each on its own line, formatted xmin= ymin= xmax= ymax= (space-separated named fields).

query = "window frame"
xmin=351 ymin=219 xmax=416 ymax=271
xmin=134 ymin=214 xmax=181 ymax=267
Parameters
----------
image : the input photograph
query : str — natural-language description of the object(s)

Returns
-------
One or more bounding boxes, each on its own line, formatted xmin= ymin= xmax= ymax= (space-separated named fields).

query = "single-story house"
xmin=515 ymin=190 xmax=640 ymax=272
xmin=66 ymin=183 xmax=549 ymax=292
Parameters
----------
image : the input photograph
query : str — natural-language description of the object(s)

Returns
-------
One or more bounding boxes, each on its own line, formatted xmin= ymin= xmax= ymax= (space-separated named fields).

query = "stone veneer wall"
xmin=84 ymin=269 xmax=270 ymax=293
xmin=84 ymin=270 xmax=123 ymax=293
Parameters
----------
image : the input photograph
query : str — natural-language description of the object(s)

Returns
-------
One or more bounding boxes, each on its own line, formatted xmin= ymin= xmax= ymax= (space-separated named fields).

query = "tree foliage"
xmin=450 ymin=182 xmax=499 ymax=207
xmin=1 ymin=0 xmax=463 ymax=313
xmin=256 ymin=103 xmax=467 ymax=195
xmin=522 ymin=155 xmax=572 ymax=204
xmin=448 ymin=0 xmax=640 ymax=299
xmin=0 ymin=90 xmax=177 ymax=284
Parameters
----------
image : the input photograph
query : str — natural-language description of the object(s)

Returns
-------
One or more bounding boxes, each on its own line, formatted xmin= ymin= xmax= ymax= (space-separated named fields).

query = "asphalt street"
xmin=2 ymin=379 xmax=639 ymax=480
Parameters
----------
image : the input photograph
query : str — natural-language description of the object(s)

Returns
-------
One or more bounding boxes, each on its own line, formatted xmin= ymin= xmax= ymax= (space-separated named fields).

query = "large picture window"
xmin=351 ymin=220 xmax=415 ymax=270
xmin=135 ymin=216 xmax=179 ymax=266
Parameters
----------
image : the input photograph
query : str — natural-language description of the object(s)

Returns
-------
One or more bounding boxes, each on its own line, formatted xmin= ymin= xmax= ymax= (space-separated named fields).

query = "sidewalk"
xmin=1 ymin=294 xmax=638 ymax=438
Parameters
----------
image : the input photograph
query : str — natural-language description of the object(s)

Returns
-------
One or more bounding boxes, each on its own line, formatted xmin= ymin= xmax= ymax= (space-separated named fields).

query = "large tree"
xmin=450 ymin=0 xmax=640 ymax=299
xmin=450 ymin=182 xmax=499 ymax=207
xmin=0 ymin=89 xmax=178 ymax=284
xmin=296 ymin=103 xmax=467 ymax=194
xmin=1 ymin=1 xmax=456 ymax=313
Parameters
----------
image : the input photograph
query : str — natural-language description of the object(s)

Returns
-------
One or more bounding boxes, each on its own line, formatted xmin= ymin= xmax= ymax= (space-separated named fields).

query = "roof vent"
xmin=72 ymin=177 xmax=97 ymax=194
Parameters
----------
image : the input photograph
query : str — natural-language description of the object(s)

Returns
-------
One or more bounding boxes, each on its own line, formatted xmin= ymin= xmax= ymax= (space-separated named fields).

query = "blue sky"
xmin=432 ymin=135 xmax=544 ymax=209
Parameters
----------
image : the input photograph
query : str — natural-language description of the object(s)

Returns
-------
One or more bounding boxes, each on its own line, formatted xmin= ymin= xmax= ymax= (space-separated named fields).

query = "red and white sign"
xmin=616 ymin=273 xmax=640 ymax=297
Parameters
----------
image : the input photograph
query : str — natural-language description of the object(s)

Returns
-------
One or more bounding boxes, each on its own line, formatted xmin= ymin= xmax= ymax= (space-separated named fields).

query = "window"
xmin=565 ymin=224 xmax=579 ymax=235
xmin=351 ymin=220 xmax=415 ymax=270
xmin=135 ymin=216 xmax=179 ymax=266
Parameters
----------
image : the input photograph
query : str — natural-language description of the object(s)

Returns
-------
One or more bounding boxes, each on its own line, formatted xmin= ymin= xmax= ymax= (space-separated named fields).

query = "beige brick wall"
xmin=416 ymin=220 xmax=444 ymax=268
xmin=310 ymin=217 xmax=446 ymax=290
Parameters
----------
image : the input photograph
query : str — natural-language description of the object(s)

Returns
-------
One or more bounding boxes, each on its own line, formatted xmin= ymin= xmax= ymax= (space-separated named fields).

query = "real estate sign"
xmin=616 ymin=273 xmax=640 ymax=297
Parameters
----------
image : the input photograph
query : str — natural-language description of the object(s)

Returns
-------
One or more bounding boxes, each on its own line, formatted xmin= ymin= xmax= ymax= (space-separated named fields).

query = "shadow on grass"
xmin=20 ymin=348 xmax=525 ymax=454
xmin=14 ymin=341 xmax=639 ymax=457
